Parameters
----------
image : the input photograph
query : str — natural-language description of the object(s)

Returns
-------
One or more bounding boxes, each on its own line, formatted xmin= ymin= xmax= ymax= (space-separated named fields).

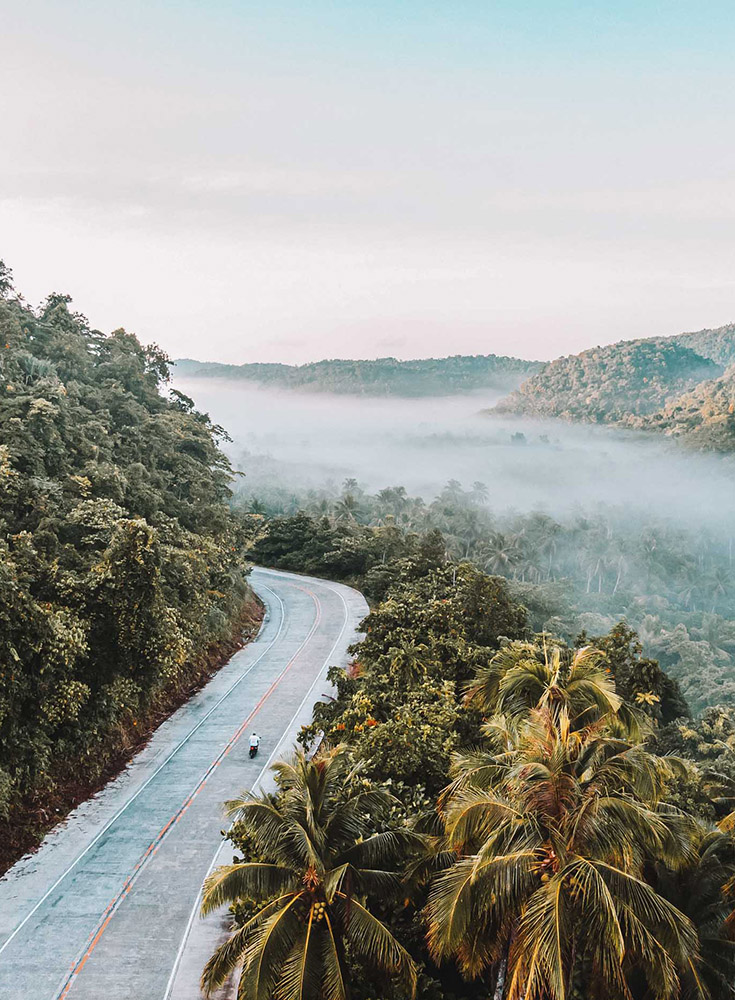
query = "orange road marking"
xmin=54 ymin=583 xmax=322 ymax=1000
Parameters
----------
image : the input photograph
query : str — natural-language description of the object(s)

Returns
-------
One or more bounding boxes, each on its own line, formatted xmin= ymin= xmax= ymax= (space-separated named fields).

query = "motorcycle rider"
xmin=249 ymin=732 xmax=260 ymax=757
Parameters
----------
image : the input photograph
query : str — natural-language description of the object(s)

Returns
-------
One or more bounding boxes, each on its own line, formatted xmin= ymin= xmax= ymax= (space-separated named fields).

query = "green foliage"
xmin=0 ymin=268 xmax=252 ymax=823
xmin=201 ymin=748 xmax=419 ymax=1000
xmin=247 ymin=480 xmax=735 ymax=713
xmin=636 ymin=366 xmax=735 ymax=451
xmin=428 ymin=706 xmax=709 ymax=1000
xmin=304 ymin=564 xmax=528 ymax=793
xmin=674 ymin=324 xmax=735 ymax=368
xmin=214 ymin=521 xmax=735 ymax=999
xmin=586 ymin=622 xmax=690 ymax=725
xmin=495 ymin=337 xmax=721 ymax=423
xmin=491 ymin=322 xmax=735 ymax=451
xmin=175 ymin=354 xmax=540 ymax=397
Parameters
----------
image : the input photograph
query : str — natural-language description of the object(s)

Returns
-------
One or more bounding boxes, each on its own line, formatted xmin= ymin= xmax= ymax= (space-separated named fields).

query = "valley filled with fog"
xmin=172 ymin=375 xmax=735 ymax=715
xmin=174 ymin=376 xmax=735 ymax=530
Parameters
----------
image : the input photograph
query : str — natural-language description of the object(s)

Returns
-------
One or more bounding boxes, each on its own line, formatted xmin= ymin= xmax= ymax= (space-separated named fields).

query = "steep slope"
xmin=635 ymin=366 xmax=735 ymax=451
xmin=174 ymin=353 xmax=540 ymax=396
xmin=493 ymin=338 xmax=721 ymax=423
xmin=668 ymin=323 xmax=735 ymax=368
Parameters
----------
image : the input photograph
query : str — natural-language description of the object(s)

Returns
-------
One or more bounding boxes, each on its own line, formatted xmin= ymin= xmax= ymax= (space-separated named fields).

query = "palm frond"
xmin=335 ymin=894 xmax=418 ymax=997
xmin=201 ymin=864 xmax=296 ymax=915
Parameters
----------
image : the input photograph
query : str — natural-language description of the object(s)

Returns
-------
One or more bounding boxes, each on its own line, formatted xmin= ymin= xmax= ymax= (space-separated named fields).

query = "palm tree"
xmin=200 ymin=748 xmax=418 ymax=999
xmin=332 ymin=493 xmax=361 ymax=524
xmin=463 ymin=638 xmax=639 ymax=735
xmin=427 ymin=707 xmax=700 ymax=1000
xmin=482 ymin=532 xmax=519 ymax=576
xmin=653 ymin=821 xmax=735 ymax=1000
xmin=387 ymin=641 xmax=434 ymax=688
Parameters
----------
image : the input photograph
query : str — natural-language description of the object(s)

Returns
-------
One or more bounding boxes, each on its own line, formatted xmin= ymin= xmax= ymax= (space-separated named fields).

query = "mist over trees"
xmin=494 ymin=338 xmax=723 ymax=423
xmin=492 ymin=323 xmax=735 ymax=451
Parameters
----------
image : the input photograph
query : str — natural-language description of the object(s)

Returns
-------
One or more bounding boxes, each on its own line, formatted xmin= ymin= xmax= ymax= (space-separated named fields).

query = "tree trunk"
xmin=493 ymin=952 xmax=508 ymax=1000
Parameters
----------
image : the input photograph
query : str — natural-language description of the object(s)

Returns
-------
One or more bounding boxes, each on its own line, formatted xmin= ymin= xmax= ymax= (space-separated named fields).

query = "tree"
xmin=200 ymin=748 xmax=418 ymax=999
xmin=427 ymin=706 xmax=700 ymax=1000
xmin=0 ymin=269 xmax=252 ymax=867
xmin=0 ymin=260 xmax=14 ymax=298
xmin=464 ymin=637 xmax=633 ymax=733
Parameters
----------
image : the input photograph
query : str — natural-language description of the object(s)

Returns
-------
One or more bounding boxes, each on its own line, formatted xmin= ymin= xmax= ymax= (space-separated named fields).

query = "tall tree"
xmin=427 ymin=706 xmax=700 ymax=1000
xmin=201 ymin=748 xmax=419 ymax=999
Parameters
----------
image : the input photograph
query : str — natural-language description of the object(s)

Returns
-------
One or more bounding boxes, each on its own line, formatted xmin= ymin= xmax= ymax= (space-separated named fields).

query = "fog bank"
xmin=174 ymin=377 xmax=735 ymax=529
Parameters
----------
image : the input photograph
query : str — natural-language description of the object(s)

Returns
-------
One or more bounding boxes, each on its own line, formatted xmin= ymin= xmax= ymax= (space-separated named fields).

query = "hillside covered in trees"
xmin=208 ymin=517 xmax=735 ymax=1000
xmin=493 ymin=322 xmax=735 ymax=451
xmin=174 ymin=353 xmax=540 ymax=396
xmin=0 ymin=262 xmax=257 ymax=865
xmin=672 ymin=323 xmax=735 ymax=367
xmin=494 ymin=337 xmax=722 ymax=423
xmin=635 ymin=367 xmax=735 ymax=451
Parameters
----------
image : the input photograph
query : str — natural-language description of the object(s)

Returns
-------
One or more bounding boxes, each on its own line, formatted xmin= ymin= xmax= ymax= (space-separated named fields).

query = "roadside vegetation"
xmin=0 ymin=263 xmax=259 ymax=869
xmin=242 ymin=481 xmax=735 ymax=714
xmin=205 ymin=550 xmax=735 ymax=999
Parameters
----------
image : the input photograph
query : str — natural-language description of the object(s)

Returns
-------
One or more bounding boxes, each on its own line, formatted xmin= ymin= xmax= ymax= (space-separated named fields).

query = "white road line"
xmin=52 ymin=581 xmax=325 ymax=1000
xmin=162 ymin=577 xmax=352 ymax=1000
xmin=0 ymin=583 xmax=286 ymax=960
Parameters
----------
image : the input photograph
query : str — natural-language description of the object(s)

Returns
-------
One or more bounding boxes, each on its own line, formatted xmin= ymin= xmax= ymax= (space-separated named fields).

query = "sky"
xmin=2 ymin=1 xmax=735 ymax=364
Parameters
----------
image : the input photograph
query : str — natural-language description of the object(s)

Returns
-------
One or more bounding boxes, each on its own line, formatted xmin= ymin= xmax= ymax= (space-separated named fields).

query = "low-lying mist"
xmin=174 ymin=376 xmax=735 ymax=530
xmin=173 ymin=375 xmax=735 ymax=714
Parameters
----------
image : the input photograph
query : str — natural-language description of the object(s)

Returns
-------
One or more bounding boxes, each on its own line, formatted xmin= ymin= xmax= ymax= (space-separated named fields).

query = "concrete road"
xmin=0 ymin=568 xmax=367 ymax=1000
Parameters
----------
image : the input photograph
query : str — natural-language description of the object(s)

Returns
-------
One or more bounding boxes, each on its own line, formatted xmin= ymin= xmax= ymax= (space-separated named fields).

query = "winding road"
xmin=0 ymin=568 xmax=367 ymax=1000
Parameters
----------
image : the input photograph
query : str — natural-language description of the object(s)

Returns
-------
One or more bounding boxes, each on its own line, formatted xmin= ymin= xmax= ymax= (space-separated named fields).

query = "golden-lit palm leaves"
xmin=201 ymin=747 xmax=418 ymax=1000
xmin=654 ymin=821 xmax=735 ymax=1000
xmin=427 ymin=707 xmax=699 ymax=1000
xmin=464 ymin=638 xmax=644 ymax=737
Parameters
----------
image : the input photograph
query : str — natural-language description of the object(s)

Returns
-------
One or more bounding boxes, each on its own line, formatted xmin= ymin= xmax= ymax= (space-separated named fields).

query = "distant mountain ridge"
xmin=492 ymin=322 xmax=735 ymax=451
xmin=494 ymin=339 xmax=722 ymax=422
xmin=174 ymin=354 xmax=541 ymax=397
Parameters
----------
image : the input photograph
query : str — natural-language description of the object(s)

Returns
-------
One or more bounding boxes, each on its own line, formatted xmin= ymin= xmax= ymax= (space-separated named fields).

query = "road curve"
xmin=0 ymin=568 xmax=367 ymax=1000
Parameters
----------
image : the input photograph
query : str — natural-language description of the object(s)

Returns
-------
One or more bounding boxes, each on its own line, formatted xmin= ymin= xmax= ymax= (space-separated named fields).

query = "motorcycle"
xmin=249 ymin=744 xmax=259 ymax=759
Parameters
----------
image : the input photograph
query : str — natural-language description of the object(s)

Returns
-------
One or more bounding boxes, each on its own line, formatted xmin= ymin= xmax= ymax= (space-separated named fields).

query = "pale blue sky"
xmin=2 ymin=1 xmax=735 ymax=362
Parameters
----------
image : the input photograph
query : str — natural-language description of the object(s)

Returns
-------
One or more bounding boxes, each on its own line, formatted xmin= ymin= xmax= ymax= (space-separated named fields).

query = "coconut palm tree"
xmin=200 ymin=748 xmax=418 ymax=999
xmin=463 ymin=638 xmax=641 ymax=736
xmin=653 ymin=821 xmax=735 ymax=1000
xmin=332 ymin=493 xmax=361 ymax=524
xmin=427 ymin=707 xmax=700 ymax=1000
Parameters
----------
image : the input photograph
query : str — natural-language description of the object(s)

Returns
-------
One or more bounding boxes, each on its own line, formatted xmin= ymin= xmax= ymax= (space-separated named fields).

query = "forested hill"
xmin=174 ymin=353 xmax=540 ymax=396
xmin=634 ymin=366 xmax=735 ymax=451
xmin=0 ymin=261 xmax=255 ymax=853
xmin=494 ymin=337 xmax=722 ymax=423
xmin=670 ymin=322 xmax=735 ymax=367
